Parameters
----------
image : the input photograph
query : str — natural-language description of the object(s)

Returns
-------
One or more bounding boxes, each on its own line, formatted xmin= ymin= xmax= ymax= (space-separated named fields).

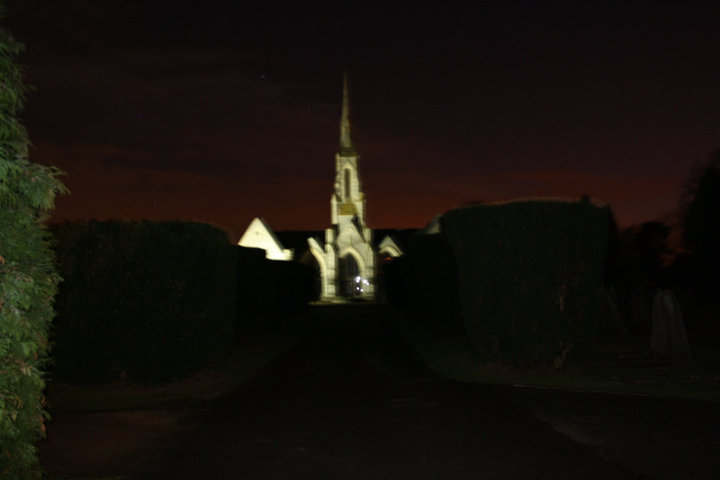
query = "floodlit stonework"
xmin=238 ymin=217 xmax=293 ymax=260
xmin=237 ymin=74 xmax=404 ymax=300
xmin=311 ymin=75 xmax=375 ymax=299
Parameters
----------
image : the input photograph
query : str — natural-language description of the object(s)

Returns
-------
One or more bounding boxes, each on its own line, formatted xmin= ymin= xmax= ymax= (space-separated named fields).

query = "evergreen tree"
xmin=0 ymin=3 xmax=66 ymax=478
xmin=633 ymin=220 xmax=672 ymax=287
xmin=681 ymin=150 xmax=720 ymax=291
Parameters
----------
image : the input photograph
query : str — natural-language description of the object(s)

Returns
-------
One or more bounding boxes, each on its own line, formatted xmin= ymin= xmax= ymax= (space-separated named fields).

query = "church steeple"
xmin=309 ymin=72 xmax=383 ymax=300
xmin=331 ymin=72 xmax=366 ymax=226
xmin=339 ymin=73 xmax=356 ymax=155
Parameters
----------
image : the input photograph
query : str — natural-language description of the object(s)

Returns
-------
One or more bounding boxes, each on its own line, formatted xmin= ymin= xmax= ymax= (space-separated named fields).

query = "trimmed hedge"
xmin=269 ymin=259 xmax=316 ymax=317
xmin=234 ymin=248 xmax=314 ymax=333
xmin=51 ymin=221 xmax=236 ymax=384
xmin=390 ymin=233 xmax=463 ymax=333
xmin=442 ymin=198 xmax=608 ymax=367
xmin=235 ymin=247 xmax=274 ymax=333
xmin=384 ymin=255 xmax=410 ymax=310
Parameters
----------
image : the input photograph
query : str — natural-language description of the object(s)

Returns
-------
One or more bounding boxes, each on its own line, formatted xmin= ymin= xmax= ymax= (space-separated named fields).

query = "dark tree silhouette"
xmin=672 ymin=150 xmax=720 ymax=342
xmin=604 ymin=207 xmax=621 ymax=286
xmin=634 ymin=221 xmax=673 ymax=287
xmin=606 ymin=220 xmax=673 ymax=335
xmin=681 ymin=150 xmax=720 ymax=289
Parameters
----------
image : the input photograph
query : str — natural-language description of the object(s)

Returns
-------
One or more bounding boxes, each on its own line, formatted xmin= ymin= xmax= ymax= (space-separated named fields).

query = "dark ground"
xmin=42 ymin=305 xmax=720 ymax=479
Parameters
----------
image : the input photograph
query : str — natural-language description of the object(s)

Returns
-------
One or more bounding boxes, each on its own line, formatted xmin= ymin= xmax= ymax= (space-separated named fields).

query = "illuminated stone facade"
xmin=237 ymin=217 xmax=293 ymax=260
xmin=307 ymin=75 xmax=379 ymax=299
xmin=238 ymin=75 xmax=403 ymax=300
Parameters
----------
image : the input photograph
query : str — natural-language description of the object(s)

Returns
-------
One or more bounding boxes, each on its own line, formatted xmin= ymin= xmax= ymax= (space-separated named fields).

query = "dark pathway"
xmin=134 ymin=305 xmax=638 ymax=479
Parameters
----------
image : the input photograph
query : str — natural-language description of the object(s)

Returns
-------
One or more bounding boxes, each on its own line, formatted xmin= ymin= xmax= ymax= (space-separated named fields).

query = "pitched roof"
xmin=274 ymin=227 xmax=419 ymax=256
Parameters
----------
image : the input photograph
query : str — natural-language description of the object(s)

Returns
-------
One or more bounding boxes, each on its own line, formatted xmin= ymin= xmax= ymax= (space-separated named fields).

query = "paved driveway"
xmin=503 ymin=384 xmax=720 ymax=480
xmin=134 ymin=305 xmax=639 ymax=479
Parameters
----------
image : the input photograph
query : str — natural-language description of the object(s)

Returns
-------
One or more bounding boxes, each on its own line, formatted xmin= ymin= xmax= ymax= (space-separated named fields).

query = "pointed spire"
xmin=339 ymin=72 xmax=356 ymax=155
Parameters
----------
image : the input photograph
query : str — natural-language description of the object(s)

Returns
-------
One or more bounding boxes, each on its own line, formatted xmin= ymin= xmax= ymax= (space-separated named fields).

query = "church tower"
xmin=308 ymin=74 xmax=376 ymax=299
xmin=331 ymin=75 xmax=370 ymax=240
xmin=239 ymin=74 xmax=405 ymax=302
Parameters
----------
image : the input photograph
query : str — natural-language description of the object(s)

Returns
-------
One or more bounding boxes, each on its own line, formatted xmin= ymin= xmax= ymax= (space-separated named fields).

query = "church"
xmin=238 ymin=75 xmax=407 ymax=301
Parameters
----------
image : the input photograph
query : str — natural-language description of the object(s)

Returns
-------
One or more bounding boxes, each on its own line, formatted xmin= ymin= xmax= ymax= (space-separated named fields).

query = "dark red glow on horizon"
xmin=8 ymin=1 xmax=720 ymax=238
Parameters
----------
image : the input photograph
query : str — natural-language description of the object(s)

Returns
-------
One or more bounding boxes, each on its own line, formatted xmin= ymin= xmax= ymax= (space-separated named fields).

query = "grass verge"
xmin=45 ymin=326 xmax=305 ymax=414
xmin=390 ymin=311 xmax=720 ymax=401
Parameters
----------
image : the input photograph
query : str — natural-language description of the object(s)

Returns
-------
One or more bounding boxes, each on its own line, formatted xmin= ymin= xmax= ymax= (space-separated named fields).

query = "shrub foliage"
xmin=51 ymin=221 xmax=315 ymax=384
xmin=442 ymin=198 xmax=608 ymax=367
xmin=234 ymin=247 xmax=314 ymax=334
xmin=51 ymin=221 xmax=237 ymax=383
xmin=389 ymin=233 xmax=463 ymax=333
xmin=0 ymin=12 xmax=66 ymax=480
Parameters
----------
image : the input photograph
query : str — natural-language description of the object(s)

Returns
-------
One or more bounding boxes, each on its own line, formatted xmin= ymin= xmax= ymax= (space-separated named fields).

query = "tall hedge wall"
xmin=391 ymin=233 xmax=463 ymax=333
xmin=235 ymin=247 xmax=273 ymax=334
xmin=234 ymin=247 xmax=314 ymax=334
xmin=442 ymin=198 xmax=608 ymax=367
xmin=51 ymin=221 xmax=236 ymax=384
xmin=268 ymin=259 xmax=316 ymax=318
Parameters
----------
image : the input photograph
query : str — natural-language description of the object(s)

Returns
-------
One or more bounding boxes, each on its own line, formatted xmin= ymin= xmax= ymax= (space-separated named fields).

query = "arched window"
xmin=344 ymin=169 xmax=351 ymax=199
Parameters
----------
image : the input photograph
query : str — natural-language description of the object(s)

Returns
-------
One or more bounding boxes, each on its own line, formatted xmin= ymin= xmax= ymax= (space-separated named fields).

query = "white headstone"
xmin=651 ymin=289 xmax=691 ymax=364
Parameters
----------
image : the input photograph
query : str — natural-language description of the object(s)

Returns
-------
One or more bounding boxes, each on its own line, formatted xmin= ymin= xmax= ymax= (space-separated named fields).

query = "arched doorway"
xmin=338 ymin=253 xmax=362 ymax=297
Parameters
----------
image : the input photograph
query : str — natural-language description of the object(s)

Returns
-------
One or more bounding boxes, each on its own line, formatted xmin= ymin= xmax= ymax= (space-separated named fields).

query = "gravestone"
xmin=651 ymin=289 xmax=691 ymax=364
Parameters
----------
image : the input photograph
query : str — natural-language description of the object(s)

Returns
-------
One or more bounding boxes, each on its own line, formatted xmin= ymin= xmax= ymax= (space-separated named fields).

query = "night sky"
xmin=7 ymin=1 xmax=720 ymax=239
